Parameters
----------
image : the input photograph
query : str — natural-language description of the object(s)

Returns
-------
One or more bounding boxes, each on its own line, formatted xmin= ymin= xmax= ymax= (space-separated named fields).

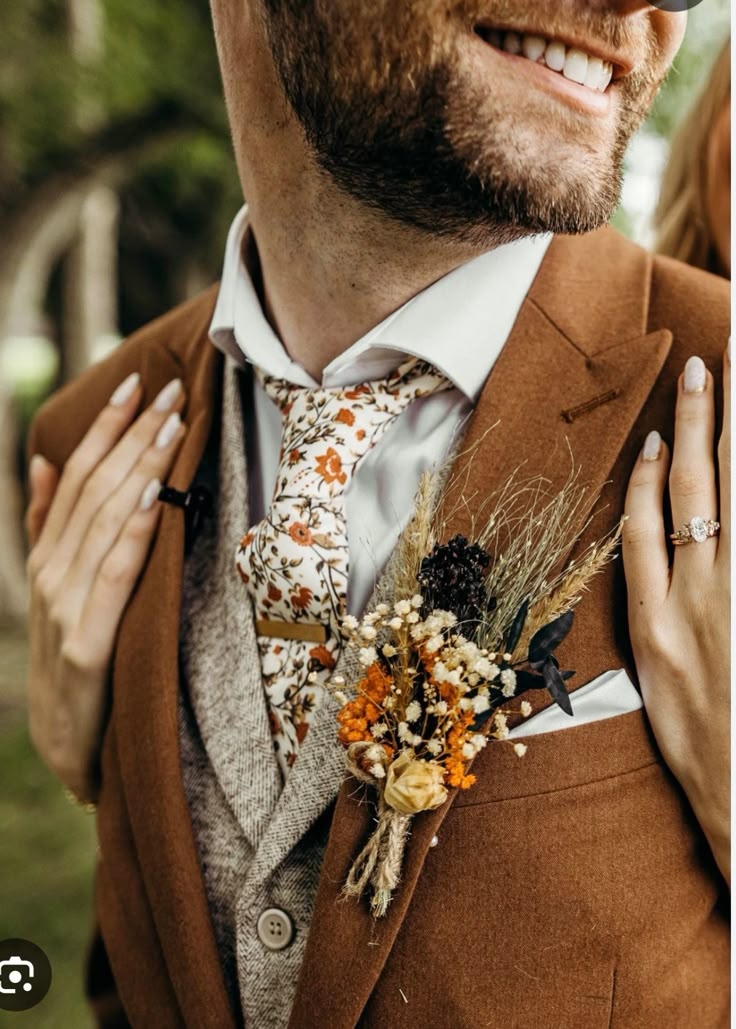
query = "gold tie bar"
xmin=255 ymin=618 xmax=327 ymax=644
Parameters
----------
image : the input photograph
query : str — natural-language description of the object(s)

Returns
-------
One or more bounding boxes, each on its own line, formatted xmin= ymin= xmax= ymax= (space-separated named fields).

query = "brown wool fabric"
xmin=27 ymin=226 xmax=730 ymax=1028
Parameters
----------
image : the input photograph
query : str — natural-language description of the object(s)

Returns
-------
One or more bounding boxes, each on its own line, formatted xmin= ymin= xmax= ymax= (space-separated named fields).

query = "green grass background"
xmin=0 ymin=623 xmax=97 ymax=1028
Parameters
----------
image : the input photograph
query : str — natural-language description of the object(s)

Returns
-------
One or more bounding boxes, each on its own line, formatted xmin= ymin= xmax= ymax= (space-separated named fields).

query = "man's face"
xmin=257 ymin=0 xmax=686 ymax=243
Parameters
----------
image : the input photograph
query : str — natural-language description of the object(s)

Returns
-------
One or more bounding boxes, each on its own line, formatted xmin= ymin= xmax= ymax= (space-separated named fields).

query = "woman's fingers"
xmin=717 ymin=342 xmax=730 ymax=560
xmin=25 ymin=455 xmax=60 ymax=549
xmin=30 ymin=372 xmax=143 ymax=567
xmin=37 ymin=377 xmax=184 ymax=590
xmin=64 ymin=479 xmax=167 ymax=672
xmin=59 ymin=412 xmax=186 ymax=625
xmin=669 ymin=357 xmax=719 ymax=570
xmin=623 ymin=430 xmax=672 ymax=615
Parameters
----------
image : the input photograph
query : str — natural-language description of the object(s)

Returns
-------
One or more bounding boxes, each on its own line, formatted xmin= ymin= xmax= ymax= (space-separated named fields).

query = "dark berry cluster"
xmin=417 ymin=534 xmax=493 ymax=630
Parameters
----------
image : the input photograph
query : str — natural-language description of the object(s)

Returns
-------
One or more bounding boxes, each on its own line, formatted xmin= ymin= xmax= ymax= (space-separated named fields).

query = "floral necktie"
xmin=235 ymin=355 xmax=453 ymax=779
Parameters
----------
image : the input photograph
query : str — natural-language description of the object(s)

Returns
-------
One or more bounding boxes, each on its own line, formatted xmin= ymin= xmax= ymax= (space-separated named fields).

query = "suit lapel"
xmin=288 ymin=228 xmax=673 ymax=1029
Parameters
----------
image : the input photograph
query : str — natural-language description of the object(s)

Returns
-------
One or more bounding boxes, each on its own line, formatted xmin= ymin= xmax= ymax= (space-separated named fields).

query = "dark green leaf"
xmin=543 ymin=658 xmax=574 ymax=717
xmin=528 ymin=610 xmax=574 ymax=664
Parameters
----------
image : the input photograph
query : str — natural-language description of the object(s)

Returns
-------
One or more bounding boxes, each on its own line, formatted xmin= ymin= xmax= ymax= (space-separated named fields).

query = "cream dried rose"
xmin=383 ymin=750 xmax=448 ymax=815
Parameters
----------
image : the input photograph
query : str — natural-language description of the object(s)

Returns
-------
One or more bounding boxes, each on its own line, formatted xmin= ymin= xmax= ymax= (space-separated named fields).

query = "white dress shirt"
xmin=210 ymin=206 xmax=552 ymax=617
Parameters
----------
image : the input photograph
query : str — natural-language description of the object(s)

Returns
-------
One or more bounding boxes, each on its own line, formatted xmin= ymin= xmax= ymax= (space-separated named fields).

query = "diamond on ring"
xmin=669 ymin=517 xmax=720 ymax=546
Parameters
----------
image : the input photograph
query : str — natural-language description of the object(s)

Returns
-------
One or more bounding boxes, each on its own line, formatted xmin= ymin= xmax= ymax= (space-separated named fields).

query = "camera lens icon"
xmin=1 ymin=955 xmax=35 ymax=993
xmin=0 ymin=940 xmax=52 ymax=1011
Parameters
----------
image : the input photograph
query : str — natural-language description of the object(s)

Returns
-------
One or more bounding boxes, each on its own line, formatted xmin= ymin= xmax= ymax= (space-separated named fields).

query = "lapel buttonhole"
xmin=561 ymin=387 xmax=623 ymax=424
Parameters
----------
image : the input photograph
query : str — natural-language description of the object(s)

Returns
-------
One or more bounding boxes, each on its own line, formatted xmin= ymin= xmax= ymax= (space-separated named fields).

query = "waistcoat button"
xmin=257 ymin=908 xmax=295 ymax=951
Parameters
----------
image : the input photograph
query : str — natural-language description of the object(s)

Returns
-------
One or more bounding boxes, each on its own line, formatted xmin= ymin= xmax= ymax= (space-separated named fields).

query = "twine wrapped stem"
xmin=342 ymin=743 xmax=413 ymax=918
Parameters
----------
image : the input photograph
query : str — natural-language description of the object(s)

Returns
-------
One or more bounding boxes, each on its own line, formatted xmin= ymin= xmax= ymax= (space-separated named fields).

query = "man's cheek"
xmin=656 ymin=10 xmax=688 ymax=69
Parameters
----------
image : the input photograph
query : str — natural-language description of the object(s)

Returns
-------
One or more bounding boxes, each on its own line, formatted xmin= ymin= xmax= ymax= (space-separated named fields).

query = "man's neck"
xmin=242 ymin=162 xmax=498 ymax=381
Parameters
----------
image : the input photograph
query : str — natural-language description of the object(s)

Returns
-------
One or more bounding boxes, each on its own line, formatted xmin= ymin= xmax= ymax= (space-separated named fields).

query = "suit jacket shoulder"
xmin=650 ymin=249 xmax=730 ymax=362
xmin=532 ymin=225 xmax=729 ymax=361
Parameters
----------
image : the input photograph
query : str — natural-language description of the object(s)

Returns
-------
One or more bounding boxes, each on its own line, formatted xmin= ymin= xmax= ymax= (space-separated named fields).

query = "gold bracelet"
xmin=64 ymin=787 xmax=97 ymax=813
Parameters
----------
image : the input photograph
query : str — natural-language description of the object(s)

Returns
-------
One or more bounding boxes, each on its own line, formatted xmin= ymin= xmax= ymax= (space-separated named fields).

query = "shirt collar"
xmin=210 ymin=205 xmax=552 ymax=402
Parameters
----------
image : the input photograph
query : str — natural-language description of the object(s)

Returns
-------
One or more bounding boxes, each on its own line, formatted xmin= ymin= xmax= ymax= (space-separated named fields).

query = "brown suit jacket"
xmin=28 ymin=226 xmax=730 ymax=1028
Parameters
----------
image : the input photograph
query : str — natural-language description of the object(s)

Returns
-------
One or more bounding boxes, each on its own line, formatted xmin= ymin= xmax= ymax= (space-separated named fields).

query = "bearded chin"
xmin=300 ymin=71 xmax=631 ymax=246
xmin=263 ymin=7 xmax=644 ymax=245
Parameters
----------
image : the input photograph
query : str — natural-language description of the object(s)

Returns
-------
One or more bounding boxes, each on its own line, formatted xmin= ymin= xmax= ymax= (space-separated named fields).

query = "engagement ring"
xmin=669 ymin=517 xmax=721 ymax=546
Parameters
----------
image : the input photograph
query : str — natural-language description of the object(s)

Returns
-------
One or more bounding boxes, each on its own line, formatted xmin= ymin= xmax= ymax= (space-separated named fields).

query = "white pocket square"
xmin=509 ymin=668 xmax=643 ymax=739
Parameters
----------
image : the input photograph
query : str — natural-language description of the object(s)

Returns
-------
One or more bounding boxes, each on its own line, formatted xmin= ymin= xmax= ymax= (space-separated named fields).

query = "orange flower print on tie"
xmin=315 ymin=447 xmax=347 ymax=486
xmin=288 ymin=522 xmax=314 ymax=546
xmin=344 ymin=384 xmax=372 ymax=399
xmin=309 ymin=643 xmax=336 ymax=670
xmin=291 ymin=585 xmax=313 ymax=611
xmin=335 ymin=407 xmax=355 ymax=426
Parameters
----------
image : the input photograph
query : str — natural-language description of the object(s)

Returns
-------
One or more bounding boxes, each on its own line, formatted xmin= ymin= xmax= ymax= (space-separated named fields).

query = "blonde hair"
xmin=654 ymin=39 xmax=730 ymax=274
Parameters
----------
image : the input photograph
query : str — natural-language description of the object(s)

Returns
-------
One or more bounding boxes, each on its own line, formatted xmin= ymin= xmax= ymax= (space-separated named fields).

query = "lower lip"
xmin=476 ymin=38 xmax=613 ymax=117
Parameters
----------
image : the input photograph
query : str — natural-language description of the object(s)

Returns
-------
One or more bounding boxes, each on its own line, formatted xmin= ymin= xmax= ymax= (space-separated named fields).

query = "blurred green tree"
xmin=0 ymin=0 xmax=237 ymax=616
xmin=0 ymin=0 xmax=236 ymax=346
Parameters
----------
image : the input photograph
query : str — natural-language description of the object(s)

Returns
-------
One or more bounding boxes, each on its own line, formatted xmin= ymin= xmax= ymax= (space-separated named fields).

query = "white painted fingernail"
xmin=140 ymin=478 xmax=161 ymax=512
xmin=642 ymin=430 xmax=662 ymax=461
xmin=155 ymin=412 xmax=181 ymax=449
xmin=109 ymin=372 xmax=140 ymax=407
xmin=153 ymin=378 xmax=182 ymax=412
xmin=29 ymin=453 xmax=50 ymax=489
xmin=683 ymin=356 xmax=706 ymax=393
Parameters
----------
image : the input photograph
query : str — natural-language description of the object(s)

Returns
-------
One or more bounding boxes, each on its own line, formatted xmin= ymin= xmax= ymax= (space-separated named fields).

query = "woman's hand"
xmin=25 ymin=373 xmax=187 ymax=806
xmin=623 ymin=346 xmax=730 ymax=884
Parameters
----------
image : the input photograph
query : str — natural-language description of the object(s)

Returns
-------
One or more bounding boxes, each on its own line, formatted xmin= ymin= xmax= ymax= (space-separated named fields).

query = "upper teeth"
xmin=483 ymin=30 xmax=614 ymax=93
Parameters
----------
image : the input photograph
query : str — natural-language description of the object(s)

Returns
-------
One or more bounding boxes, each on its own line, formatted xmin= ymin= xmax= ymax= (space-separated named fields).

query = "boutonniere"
xmin=329 ymin=456 xmax=625 ymax=918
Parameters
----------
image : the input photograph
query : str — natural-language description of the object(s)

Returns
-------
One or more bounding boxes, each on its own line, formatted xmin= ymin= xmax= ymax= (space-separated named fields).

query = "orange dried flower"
xmin=336 ymin=663 xmax=394 ymax=747
xmin=364 ymin=662 xmax=392 ymax=702
xmin=442 ymin=713 xmax=476 ymax=788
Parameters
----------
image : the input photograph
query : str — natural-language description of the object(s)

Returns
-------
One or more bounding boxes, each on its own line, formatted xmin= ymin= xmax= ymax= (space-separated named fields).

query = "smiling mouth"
xmin=476 ymin=28 xmax=618 ymax=95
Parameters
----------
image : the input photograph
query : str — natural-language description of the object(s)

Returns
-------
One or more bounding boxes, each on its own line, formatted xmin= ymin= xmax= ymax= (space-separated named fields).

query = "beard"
xmin=259 ymin=0 xmax=666 ymax=246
